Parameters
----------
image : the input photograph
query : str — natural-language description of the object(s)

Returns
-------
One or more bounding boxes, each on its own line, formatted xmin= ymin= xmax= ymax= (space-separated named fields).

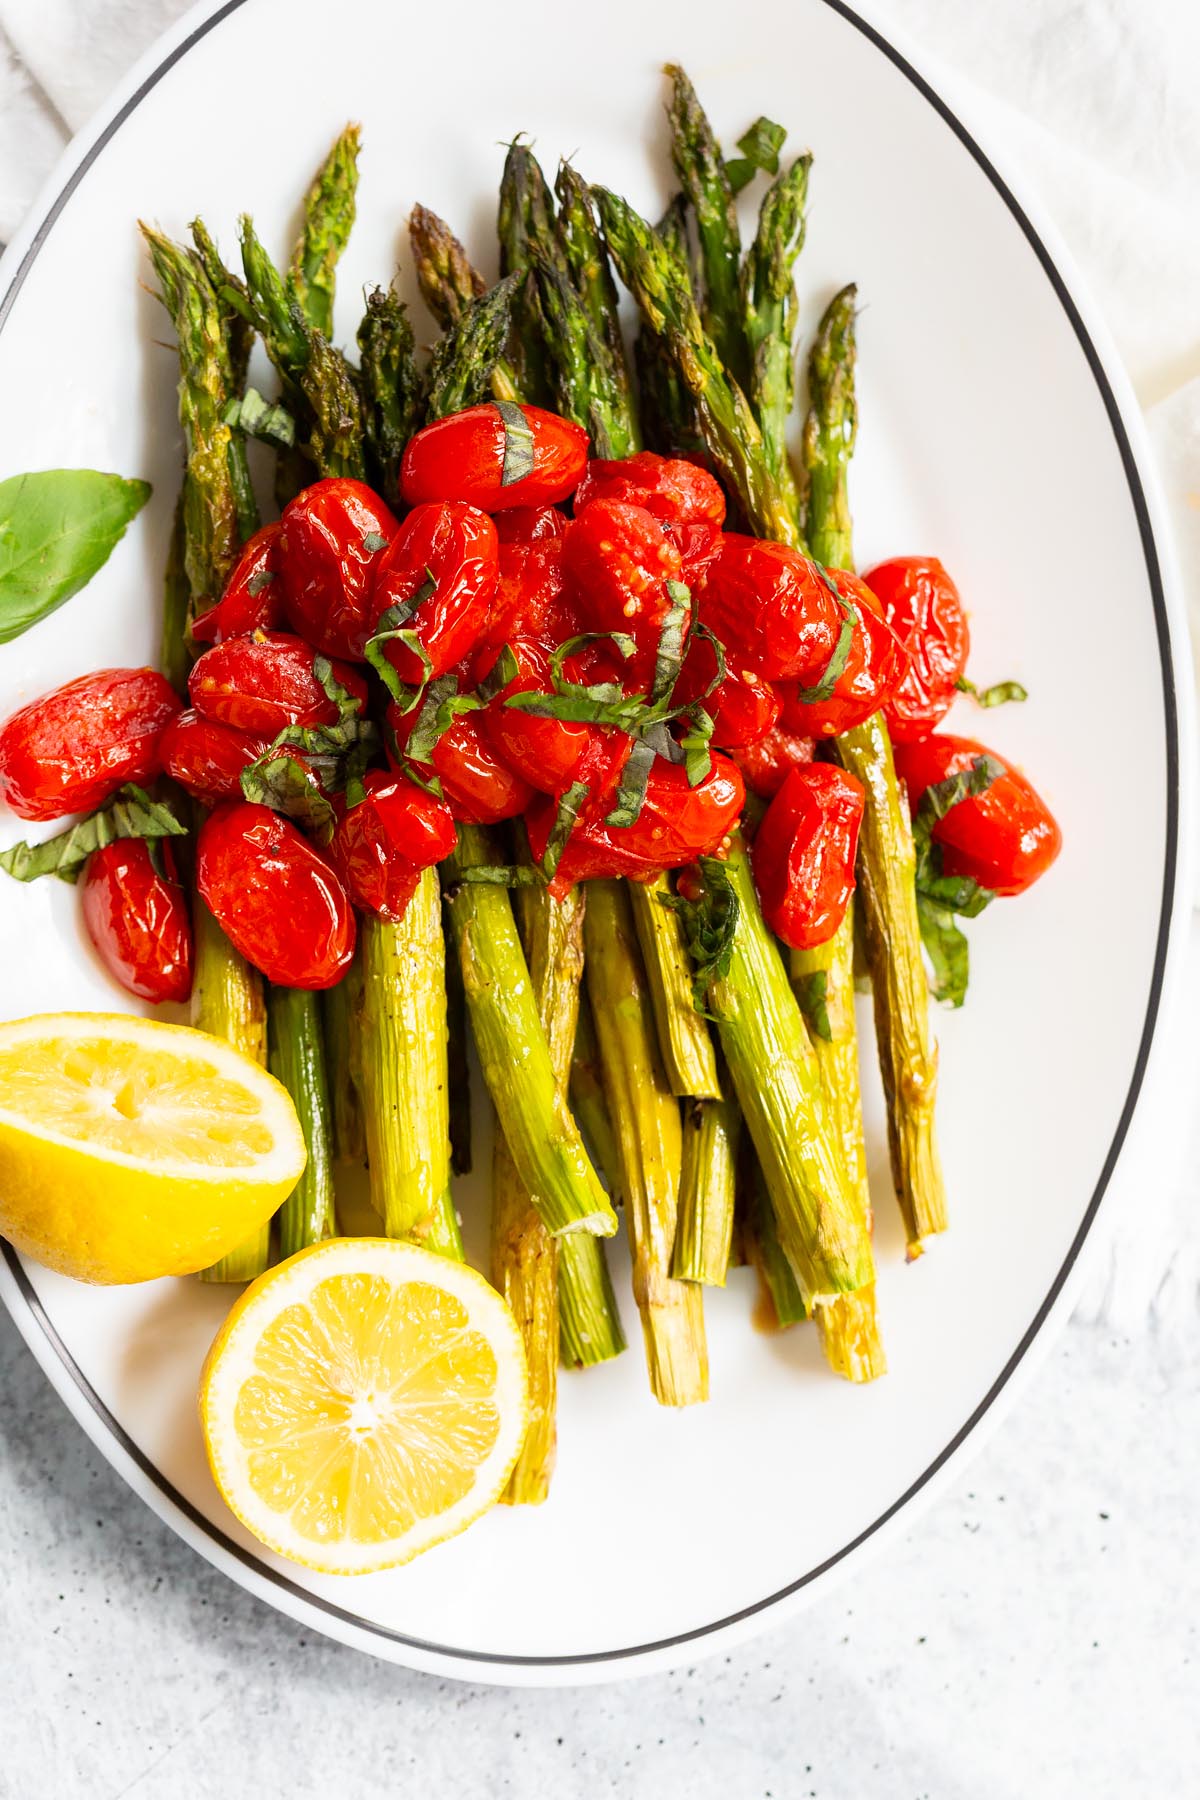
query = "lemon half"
xmin=200 ymin=1238 xmax=529 ymax=1574
xmin=0 ymin=1012 xmax=306 ymax=1283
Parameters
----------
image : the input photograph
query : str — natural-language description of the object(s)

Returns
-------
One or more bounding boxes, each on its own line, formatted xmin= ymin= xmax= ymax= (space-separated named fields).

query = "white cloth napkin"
xmin=0 ymin=0 xmax=1197 ymax=1327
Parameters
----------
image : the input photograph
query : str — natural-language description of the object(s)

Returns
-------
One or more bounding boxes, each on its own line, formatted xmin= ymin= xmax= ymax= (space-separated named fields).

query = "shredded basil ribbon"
xmin=955 ymin=675 xmax=1028 ymax=709
xmin=793 ymin=566 xmax=857 ymax=705
xmin=0 ymin=784 xmax=186 ymax=885
xmin=495 ymin=400 xmax=535 ymax=487
xmin=659 ymin=855 xmax=740 ymax=1015
xmin=911 ymin=754 xmax=1002 ymax=1008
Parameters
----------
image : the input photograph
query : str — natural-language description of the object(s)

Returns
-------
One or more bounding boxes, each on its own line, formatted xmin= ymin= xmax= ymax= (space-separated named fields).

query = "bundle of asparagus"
xmin=137 ymin=61 xmax=995 ymax=1510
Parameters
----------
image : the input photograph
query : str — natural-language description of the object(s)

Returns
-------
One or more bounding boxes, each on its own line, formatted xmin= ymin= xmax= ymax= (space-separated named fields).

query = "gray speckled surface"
xmin=2 ymin=1306 xmax=1195 ymax=1799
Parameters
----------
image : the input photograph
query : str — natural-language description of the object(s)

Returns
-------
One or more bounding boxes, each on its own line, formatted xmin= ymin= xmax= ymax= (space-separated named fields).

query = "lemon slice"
xmin=0 ymin=1012 xmax=306 ymax=1283
xmin=200 ymin=1238 xmax=529 ymax=1574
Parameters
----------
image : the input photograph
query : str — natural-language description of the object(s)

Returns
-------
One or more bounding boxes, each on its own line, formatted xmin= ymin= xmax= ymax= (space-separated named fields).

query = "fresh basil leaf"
xmin=542 ymin=779 xmax=590 ymax=882
xmin=956 ymin=675 xmax=1029 ymax=709
xmin=660 ymin=855 xmax=740 ymax=1014
xmin=0 ymin=469 xmax=151 ymax=644
xmin=0 ymin=782 xmax=186 ymax=886
xmin=240 ymin=752 xmax=336 ymax=838
xmin=793 ymin=968 xmax=832 ymax=1042
xmin=605 ymin=736 xmax=657 ymax=828
xmin=494 ymin=399 xmax=535 ymax=487
xmin=223 ymin=387 xmax=296 ymax=449
xmin=724 ymin=116 xmax=787 ymax=193
xmin=793 ymin=567 xmax=856 ymax=704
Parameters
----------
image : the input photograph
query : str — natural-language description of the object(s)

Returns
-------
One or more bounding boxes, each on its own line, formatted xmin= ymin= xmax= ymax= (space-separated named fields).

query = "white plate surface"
xmin=0 ymin=0 xmax=1190 ymax=1684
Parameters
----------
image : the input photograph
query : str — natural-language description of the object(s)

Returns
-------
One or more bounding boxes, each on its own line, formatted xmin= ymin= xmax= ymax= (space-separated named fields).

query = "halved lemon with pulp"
xmin=0 ymin=1012 xmax=306 ymax=1283
xmin=200 ymin=1238 xmax=529 ymax=1574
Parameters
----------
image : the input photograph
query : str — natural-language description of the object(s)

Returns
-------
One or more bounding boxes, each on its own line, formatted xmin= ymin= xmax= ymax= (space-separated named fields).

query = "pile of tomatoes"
xmin=0 ymin=400 xmax=1061 ymax=1003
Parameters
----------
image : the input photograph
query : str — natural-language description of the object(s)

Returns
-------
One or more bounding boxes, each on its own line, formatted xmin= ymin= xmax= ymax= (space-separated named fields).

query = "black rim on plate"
xmin=0 ymin=0 xmax=1181 ymax=1669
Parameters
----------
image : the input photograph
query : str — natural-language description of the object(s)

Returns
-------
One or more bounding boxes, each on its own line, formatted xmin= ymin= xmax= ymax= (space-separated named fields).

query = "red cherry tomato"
xmin=387 ymin=701 xmax=533 ymax=826
xmin=494 ymin=505 xmax=567 ymax=545
xmin=672 ymin=631 xmax=781 ymax=748
xmin=191 ymin=523 xmax=286 ymax=647
xmin=526 ymin=749 xmax=745 ymax=897
xmin=400 ymin=403 xmax=588 ymax=512
xmin=159 ymin=709 xmax=269 ymax=805
xmin=188 ymin=633 xmax=367 ymax=739
xmin=892 ymin=733 xmax=1061 ymax=897
xmin=485 ymin=538 xmax=574 ymax=651
xmin=574 ymin=451 xmax=726 ymax=587
xmin=81 ymin=839 xmax=193 ymax=1004
xmin=751 ymin=764 xmax=864 ymax=950
xmin=277 ymin=479 xmax=399 ymax=661
xmin=862 ymin=556 xmax=970 ymax=743
xmin=698 ymin=536 xmax=845 ymax=683
xmin=196 ymin=802 xmax=356 ymax=988
xmin=778 ymin=570 xmax=908 ymax=739
xmin=329 ymin=770 xmax=457 ymax=920
xmin=564 ymin=499 xmax=683 ymax=641
xmin=0 ymin=668 xmax=180 ymax=823
xmin=478 ymin=638 xmax=608 ymax=795
xmin=370 ymin=502 xmax=498 ymax=686
xmin=729 ymin=725 xmax=815 ymax=800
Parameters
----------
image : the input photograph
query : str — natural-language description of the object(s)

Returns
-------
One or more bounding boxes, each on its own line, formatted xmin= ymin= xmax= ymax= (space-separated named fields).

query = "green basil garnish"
xmin=494 ymin=399 xmax=535 ymax=486
xmin=0 ymin=469 xmax=151 ymax=645
xmin=0 ymin=783 xmax=185 ymax=885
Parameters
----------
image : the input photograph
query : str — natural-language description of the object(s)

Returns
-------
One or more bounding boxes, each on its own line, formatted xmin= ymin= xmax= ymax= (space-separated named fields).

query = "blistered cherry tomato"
xmin=478 ymin=639 xmax=607 ymax=795
xmin=494 ymin=505 xmax=567 ymax=545
xmin=81 ymin=839 xmax=193 ymax=1004
xmin=892 ymin=733 xmax=1061 ymax=896
xmin=778 ymin=570 xmax=907 ymax=739
xmin=863 ymin=556 xmax=970 ymax=743
xmin=729 ymin=725 xmax=815 ymax=800
xmin=329 ymin=770 xmax=456 ymax=920
xmin=574 ymin=452 xmax=726 ymax=587
xmin=400 ymin=403 xmax=588 ymax=512
xmin=370 ymin=502 xmax=499 ymax=686
xmin=191 ymin=523 xmax=286 ymax=647
xmin=387 ymin=701 xmax=533 ymax=826
xmin=0 ymin=668 xmax=180 ymax=822
xmin=277 ymin=479 xmax=399 ymax=660
xmin=526 ymin=749 xmax=744 ymax=897
xmin=188 ymin=633 xmax=367 ymax=738
xmin=196 ymin=802 xmax=356 ymax=988
xmin=672 ymin=632 xmax=781 ymax=747
xmin=160 ymin=709 xmax=269 ymax=805
xmin=698 ymin=536 xmax=844 ymax=683
xmin=485 ymin=537 xmax=573 ymax=651
xmin=751 ymin=764 xmax=864 ymax=950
